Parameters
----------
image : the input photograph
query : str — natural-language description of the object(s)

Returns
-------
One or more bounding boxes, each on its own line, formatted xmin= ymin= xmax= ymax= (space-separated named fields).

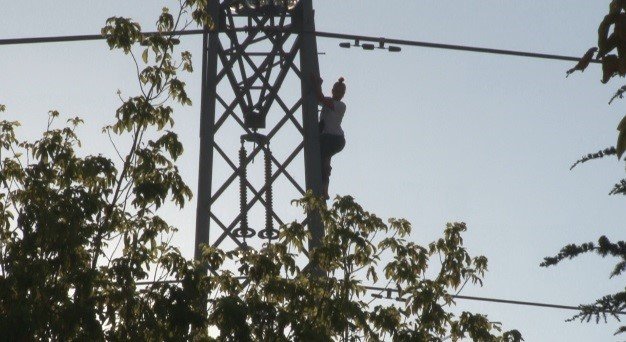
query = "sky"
xmin=1 ymin=1 xmax=625 ymax=340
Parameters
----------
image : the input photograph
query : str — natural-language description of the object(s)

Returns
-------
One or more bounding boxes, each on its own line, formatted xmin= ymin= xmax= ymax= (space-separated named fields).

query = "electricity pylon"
xmin=194 ymin=0 xmax=324 ymax=262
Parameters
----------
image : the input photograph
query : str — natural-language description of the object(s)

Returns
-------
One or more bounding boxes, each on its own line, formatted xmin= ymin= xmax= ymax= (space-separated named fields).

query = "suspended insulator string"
xmin=264 ymin=145 xmax=275 ymax=241
xmin=238 ymin=144 xmax=250 ymax=241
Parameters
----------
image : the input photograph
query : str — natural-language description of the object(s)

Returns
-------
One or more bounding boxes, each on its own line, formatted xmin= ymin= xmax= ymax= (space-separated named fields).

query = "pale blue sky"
xmin=1 ymin=1 xmax=625 ymax=340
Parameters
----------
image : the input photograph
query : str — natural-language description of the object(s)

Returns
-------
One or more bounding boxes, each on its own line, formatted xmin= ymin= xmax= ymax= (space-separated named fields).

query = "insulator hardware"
xmin=338 ymin=39 xmax=402 ymax=53
xmin=264 ymin=145 xmax=273 ymax=232
xmin=234 ymin=143 xmax=256 ymax=241
xmin=258 ymin=144 xmax=279 ymax=241
xmin=229 ymin=0 xmax=299 ymax=15
xmin=236 ymin=133 xmax=279 ymax=244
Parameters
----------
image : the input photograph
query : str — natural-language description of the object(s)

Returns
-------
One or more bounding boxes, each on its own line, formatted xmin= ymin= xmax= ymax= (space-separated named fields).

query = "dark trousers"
xmin=319 ymin=133 xmax=346 ymax=184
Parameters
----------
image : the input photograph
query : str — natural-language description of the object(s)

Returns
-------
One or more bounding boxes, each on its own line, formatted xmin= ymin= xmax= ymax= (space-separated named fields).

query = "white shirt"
xmin=320 ymin=99 xmax=346 ymax=136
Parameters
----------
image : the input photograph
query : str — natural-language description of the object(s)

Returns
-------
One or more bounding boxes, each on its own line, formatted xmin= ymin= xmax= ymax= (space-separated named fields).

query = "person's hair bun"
xmin=338 ymin=77 xmax=345 ymax=83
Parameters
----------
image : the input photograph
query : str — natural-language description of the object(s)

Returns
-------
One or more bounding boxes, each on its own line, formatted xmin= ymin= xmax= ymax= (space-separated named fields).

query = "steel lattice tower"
xmin=194 ymin=0 xmax=324 ymax=261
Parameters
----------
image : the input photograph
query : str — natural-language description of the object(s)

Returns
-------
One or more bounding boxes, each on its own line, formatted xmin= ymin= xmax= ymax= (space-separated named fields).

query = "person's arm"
xmin=310 ymin=73 xmax=335 ymax=110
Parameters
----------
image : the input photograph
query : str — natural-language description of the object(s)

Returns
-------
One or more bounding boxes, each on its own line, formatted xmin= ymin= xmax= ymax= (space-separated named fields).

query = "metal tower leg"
xmin=194 ymin=1 xmax=220 ymax=261
xmin=298 ymin=0 xmax=325 ymax=254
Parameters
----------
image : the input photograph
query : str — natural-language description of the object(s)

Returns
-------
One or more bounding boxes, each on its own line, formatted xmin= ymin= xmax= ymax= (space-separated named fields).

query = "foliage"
xmin=567 ymin=0 xmax=626 ymax=159
xmin=200 ymin=195 xmax=521 ymax=341
xmin=566 ymin=47 xmax=597 ymax=78
xmin=569 ymin=147 xmax=616 ymax=171
xmin=555 ymin=0 xmax=626 ymax=336
xmin=0 ymin=1 xmax=211 ymax=340
xmin=541 ymin=237 xmax=626 ymax=335
xmin=0 ymin=1 xmax=522 ymax=341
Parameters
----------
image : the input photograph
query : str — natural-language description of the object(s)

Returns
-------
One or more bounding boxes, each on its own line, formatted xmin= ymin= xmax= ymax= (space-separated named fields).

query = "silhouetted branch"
xmin=570 ymin=147 xmax=616 ymax=170
xmin=609 ymin=179 xmax=626 ymax=196
xmin=542 ymin=236 xmax=626 ymax=334
xmin=566 ymin=47 xmax=598 ymax=78
xmin=567 ymin=294 xmax=626 ymax=331
xmin=609 ymin=85 xmax=626 ymax=105
xmin=541 ymin=242 xmax=596 ymax=267
xmin=541 ymin=236 xmax=626 ymax=272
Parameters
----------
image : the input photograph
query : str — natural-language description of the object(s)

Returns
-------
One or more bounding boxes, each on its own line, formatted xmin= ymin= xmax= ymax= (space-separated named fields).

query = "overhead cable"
xmin=0 ymin=29 xmax=599 ymax=65
xmin=134 ymin=279 xmax=623 ymax=315
xmin=364 ymin=285 xmax=624 ymax=315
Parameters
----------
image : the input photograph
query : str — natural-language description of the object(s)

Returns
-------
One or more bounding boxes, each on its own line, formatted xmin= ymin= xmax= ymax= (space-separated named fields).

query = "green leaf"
xmin=617 ymin=114 xmax=626 ymax=158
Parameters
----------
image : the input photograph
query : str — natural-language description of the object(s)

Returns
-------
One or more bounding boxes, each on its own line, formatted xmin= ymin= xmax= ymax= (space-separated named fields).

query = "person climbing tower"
xmin=311 ymin=73 xmax=347 ymax=199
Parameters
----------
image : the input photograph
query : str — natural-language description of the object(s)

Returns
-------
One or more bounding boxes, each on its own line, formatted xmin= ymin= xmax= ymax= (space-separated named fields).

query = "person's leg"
xmin=322 ymin=156 xmax=331 ymax=198
xmin=321 ymin=135 xmax=345 ymax=199
xmin=322 ymin=155 xmax=332 ymax=178
xmin=319 ymin=134 xmax=331 ymax=198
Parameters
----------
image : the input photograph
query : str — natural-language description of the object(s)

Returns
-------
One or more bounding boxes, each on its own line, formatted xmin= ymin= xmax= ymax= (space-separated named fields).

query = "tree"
xmin=202 ymin=195 xmax=522 ymax=341
xmin=567 ymin=0 xmax=626 ymax=162
xmin=0 ymin=1 xmax=521 ymax=340
xmin=547 ymin=0 xmax=626 ymax=336
xmin=0 ymin=1 xmax=211 ymax=339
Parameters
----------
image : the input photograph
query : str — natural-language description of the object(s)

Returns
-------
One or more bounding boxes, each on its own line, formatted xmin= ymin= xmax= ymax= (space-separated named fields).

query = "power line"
xmin=0 ymin=29 xmax=599 ymax=65
xmin=315 ymin=31 xmax=601 ymax=64
xmin=0 ymin=29 xmax=204 ymax=46
xmin=454 ymin=294 xmax=593 ymax=313
xmin=134 ymin=279 xmax=623 ymax=315
xmin=364 ymin=285 xmax=625 ymax=315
